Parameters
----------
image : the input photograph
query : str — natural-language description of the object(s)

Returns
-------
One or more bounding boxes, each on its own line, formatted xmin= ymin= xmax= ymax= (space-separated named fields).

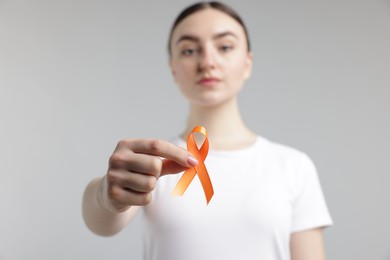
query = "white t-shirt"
xmin=143 ymin=136 xmax=333 ymax=260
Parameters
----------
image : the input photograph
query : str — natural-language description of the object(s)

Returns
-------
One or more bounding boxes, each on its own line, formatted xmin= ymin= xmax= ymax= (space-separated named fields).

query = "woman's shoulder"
xmin=257 ymin=135 xmax=314 ymax=166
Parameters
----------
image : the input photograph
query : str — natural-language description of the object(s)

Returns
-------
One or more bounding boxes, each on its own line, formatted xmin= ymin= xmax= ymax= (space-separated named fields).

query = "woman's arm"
xmin=290 ymin=228 xmax=327 ymax=260
xmin=82 ymin=176 xmax=140 ymax=236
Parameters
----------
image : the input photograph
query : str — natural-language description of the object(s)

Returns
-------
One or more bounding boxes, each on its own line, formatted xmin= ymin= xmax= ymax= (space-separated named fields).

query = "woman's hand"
xmin=103 ymin=139 xmax=198 ymax=212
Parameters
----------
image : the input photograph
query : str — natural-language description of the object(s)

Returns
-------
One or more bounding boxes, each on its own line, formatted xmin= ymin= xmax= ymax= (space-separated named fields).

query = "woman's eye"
xmin=220 ymin=45 xmax=233 ymax=52
xmin=181 ymin=48 xmax=197 ymax=56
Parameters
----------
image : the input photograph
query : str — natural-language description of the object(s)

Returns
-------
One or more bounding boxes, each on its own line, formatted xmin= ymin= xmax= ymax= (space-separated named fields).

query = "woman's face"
xmin=169 ymin=8 xmax=252 ymax=107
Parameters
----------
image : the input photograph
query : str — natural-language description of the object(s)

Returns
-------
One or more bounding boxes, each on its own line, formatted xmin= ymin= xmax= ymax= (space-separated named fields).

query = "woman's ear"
xmin=243 ymin=51 xmax=253 ymax=80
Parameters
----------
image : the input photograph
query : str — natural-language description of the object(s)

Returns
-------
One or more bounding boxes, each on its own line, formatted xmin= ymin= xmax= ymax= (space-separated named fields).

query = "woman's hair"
xmin=167 ymin=1 xmax=251 ymax=55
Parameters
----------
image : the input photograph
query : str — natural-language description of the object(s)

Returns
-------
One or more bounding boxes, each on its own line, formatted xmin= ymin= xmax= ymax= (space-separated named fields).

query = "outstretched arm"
xmin=82 ymin=139 xmax=197 ymax=236
xmin=82 ymin=176 xmax=140 ymax=236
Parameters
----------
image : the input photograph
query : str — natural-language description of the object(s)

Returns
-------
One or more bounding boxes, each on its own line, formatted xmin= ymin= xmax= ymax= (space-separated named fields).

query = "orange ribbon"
xmin=171 ymin=126 xmax=214 ymax=204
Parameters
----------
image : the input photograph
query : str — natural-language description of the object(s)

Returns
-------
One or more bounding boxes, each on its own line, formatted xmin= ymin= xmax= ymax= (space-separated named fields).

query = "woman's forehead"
xmin=171 ymin=9 xmax=245 ymax=42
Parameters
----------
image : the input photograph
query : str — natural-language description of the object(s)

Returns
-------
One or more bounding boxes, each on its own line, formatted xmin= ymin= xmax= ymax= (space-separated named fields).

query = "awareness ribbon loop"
xmin=171 ymin=126 xmax=214 ymax=204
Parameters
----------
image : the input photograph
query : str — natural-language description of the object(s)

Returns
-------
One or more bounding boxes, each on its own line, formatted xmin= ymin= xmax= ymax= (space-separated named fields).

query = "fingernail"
xmin=187 ymin=155 xmax=198 ymax=166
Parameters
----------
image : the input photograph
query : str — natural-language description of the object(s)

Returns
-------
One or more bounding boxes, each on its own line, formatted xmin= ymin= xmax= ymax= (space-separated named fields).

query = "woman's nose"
xmin=198 ymin=48 xmax=216 ymax=71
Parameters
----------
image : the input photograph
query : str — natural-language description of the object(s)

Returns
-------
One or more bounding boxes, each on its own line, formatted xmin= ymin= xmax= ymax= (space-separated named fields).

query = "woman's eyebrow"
xmin=176 ymin=31 xmax=238 ymax=45
xmin=176 ymin=35 xmax=200 ymax=45
xmin=213 ymin=31 xmax=238 ymax=40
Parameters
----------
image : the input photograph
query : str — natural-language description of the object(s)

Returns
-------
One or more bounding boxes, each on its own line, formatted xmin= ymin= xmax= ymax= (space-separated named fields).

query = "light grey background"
xmin=1 ymin=0 xmax=389 ymax=259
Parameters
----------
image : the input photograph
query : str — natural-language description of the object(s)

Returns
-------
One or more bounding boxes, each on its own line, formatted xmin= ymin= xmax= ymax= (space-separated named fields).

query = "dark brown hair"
xmin=167 ymin=1 xmax=251 ymax=55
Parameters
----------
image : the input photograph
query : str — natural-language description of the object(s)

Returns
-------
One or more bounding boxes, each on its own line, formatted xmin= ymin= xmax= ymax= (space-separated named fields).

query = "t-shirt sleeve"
xmin=291 ymin=154 xmax=333 ymax=233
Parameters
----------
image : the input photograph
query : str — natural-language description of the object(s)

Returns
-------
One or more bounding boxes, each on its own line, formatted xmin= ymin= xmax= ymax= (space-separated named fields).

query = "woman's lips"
xmin=197 ymin=77 xmax=221 ymax=87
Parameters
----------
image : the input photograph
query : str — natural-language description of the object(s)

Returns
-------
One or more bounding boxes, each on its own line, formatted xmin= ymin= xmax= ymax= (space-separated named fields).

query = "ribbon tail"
xmin=196 ymin=164 xmax=214 ymax=204
xmin=171 ymin=168 xmax=196 ymax=196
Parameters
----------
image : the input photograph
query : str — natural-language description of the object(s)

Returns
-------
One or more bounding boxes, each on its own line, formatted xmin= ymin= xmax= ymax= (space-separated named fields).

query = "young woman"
xmin=83 ymin=2 xmax=333 ymax=260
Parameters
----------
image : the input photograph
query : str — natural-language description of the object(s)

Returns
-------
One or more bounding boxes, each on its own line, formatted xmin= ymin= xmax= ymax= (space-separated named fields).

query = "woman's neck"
xmin=181 ymin=98 xmax=257 ymax=150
